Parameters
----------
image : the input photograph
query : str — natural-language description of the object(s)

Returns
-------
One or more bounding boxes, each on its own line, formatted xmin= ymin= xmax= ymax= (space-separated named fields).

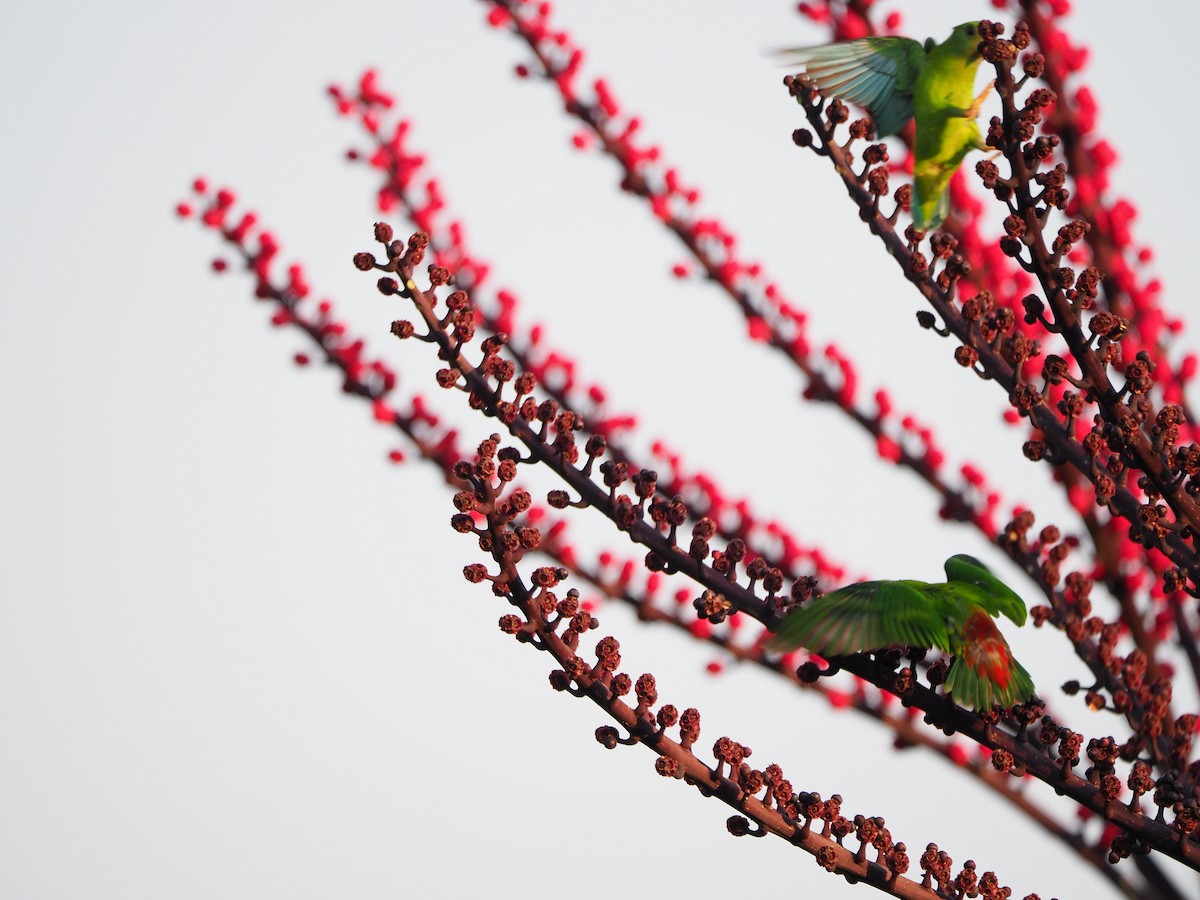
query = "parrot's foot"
xmin=966 ymin=80 xmax=994 ymax=120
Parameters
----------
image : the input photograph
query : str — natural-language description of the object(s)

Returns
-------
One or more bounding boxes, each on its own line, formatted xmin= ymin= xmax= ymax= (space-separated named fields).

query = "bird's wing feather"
xmin=943 ymin=554 xmax=1027 ymax=626
xmin=779 ymin=36 xmax=924 ymax=136
xmin=768 ymin=580 xmax=951 ymax=655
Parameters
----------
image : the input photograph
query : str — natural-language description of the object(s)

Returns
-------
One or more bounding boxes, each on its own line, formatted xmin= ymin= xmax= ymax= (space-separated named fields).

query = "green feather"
xmin=779 ymin=35 xmax=923 ymax=137
xmin=911 ymin=23 xmax=988 ymax=229
xmin=781 ymin=21 xmax=990 ymax=228
xmin=946 ymin=654 xmax=1035 ymax=710
xmin=944 ymin=554 xmax=1027 ymax=626
xmin=768 ymin=554 xmax=1035 ymax=711
xmin=767 ymin=579 xmax=951 ymax=655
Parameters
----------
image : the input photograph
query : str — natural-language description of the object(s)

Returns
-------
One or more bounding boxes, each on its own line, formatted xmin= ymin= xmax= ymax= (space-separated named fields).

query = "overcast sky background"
xmin=3 ymin=2 xmax=1199 ymax=897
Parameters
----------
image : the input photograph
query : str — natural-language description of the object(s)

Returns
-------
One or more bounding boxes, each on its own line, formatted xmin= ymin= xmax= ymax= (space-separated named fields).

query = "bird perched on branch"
xmin=781 ymin=21 xmax=993 ymax=230
xmin=768 ymin=554 xmax=1035 ymax=710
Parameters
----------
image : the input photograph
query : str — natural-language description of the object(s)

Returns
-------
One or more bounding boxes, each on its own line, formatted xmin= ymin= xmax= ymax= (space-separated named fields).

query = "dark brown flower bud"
xmin=726 ymin=816 xmax=752 ymax=836
xmin=954 ymin=346 xmax=979 ymax=368
xmin=976 ymin=159 xmax=999 ymax=188
xmin=991 ymin=748 xmax=1015 ymax=773
xmin=655 ymin=756 xmax=681 ymax=778
xmin=826 ymin=99 xmax=849 ymax=126
xmin=815 ymin=846 xmax=839 ymax=872
xmin=863 ymin=143 xmax=889 ymax=165
xmin=1012 ymin=21 xmax=1031 ymax=50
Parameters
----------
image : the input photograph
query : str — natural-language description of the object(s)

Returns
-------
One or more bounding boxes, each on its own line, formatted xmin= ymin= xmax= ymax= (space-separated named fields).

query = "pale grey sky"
xmin=2 ymin=2 xmax=1197 ymax=897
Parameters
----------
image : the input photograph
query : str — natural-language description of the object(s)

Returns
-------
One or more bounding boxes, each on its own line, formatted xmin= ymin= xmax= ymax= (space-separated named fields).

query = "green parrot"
xmin=782 ymin=22 xmax=991 ymax=229
xmin=768 ymin=554 xmax=1035 ymax=710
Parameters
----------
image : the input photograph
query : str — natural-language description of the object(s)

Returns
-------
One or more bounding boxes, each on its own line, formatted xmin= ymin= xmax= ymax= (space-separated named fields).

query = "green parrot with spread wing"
xmin=782 ymin=21 xmax=992 ymax=229
xmin=768 ymin=554 xmax=1035 ymax=710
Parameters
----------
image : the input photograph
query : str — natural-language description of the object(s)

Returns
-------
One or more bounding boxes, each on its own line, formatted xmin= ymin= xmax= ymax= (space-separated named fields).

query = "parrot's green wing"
xmin=768 ymin=579 xmax=952 ymax=655
xmin=943 ymin=554 xmax=1027 ymax=626
xmin=780 ymin=36 xmax=926 ymax=137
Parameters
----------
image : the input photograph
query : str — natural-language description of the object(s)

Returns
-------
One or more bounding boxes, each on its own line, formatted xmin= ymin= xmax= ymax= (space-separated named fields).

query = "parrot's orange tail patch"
xmin=959 ymin=609 xmax=1013 ymax=690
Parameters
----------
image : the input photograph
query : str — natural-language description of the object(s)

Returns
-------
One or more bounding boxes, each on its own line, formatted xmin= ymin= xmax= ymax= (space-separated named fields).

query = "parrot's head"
xmin=944 ymin=21 xmax=983 ymax=63
xmin=943 ymin=554 xmax=1028 ymax=626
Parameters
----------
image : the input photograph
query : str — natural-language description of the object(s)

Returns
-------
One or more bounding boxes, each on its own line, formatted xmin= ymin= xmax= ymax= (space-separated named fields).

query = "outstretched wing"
xmin=943 ymin=554 xmax=1027 ymax=626
xmin=779 ymin=36 xmax=925 ymax=136
xmin=767 ymin=580 xmax=951 ymax=656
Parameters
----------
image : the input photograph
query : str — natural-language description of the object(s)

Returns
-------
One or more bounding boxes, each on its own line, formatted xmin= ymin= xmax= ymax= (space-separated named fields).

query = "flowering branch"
xmin=354 ymin=219 xmax=1200 ymax=873
xmin=783 ymin=20 xmax=1200 ymax=794
xmin=479 ymin=0 xmax=1017 ymax=540
xmin=176 ymin=0 xmax=1200 ymax=894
